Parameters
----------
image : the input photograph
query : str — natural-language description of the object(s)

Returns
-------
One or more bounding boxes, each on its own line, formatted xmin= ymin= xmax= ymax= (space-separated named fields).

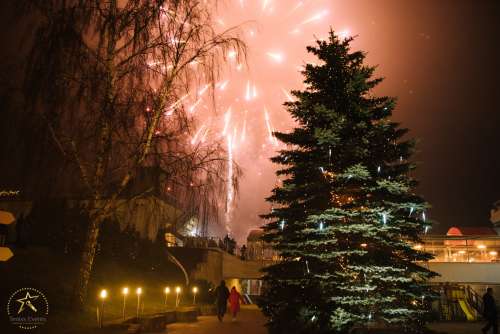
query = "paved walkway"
xmin=428 ymin=321 xmax=484 ymax=334
xmin=167 ymin=305 xmax=267 ymax=334
xmin=167 ymin=305 xmax=487 ymax=334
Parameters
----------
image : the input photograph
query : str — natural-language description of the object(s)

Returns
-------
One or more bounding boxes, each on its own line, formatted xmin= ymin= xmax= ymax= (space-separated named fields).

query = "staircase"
xmin=465 ymin=285 xmax=484 ymax=316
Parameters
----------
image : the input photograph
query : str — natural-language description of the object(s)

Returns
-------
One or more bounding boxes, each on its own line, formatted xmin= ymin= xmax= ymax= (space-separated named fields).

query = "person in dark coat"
xmin=214 ymin=280 xmax=230 ymax=322
xmin=483 ymin=287 xmax=498 ymax=334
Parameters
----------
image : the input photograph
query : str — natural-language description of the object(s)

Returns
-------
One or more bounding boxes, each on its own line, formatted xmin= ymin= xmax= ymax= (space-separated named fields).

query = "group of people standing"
xmin=214 ymin=280 xmax=244 ymax=322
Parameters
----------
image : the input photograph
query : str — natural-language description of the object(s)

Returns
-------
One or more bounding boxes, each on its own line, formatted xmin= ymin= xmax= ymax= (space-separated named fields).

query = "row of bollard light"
xmin=97 ymin=286 xmax=199 ymax=328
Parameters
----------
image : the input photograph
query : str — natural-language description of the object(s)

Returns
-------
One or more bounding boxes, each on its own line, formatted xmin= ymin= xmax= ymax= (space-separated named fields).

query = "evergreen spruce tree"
xmin=259 ymin=30 xmax=437 ymax=334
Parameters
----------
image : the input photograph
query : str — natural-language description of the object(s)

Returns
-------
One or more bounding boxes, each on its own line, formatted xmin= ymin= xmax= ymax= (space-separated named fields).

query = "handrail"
xmin=465 ymin=285 xmax=483 ymax=315
xmin=165 ymin=248 xmax=190 ymax=286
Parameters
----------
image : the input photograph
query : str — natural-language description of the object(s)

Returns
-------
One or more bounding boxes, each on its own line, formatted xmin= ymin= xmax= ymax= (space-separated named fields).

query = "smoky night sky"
xmin=216 ymin=0 xmax=500 ymax=242
xmin=1 ymin=1 xmax=499 ymax=243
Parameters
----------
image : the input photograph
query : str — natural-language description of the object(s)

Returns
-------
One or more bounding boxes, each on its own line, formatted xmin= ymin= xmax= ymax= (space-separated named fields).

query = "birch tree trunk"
xmin=73 ymin=213 xmax=102 ymax=308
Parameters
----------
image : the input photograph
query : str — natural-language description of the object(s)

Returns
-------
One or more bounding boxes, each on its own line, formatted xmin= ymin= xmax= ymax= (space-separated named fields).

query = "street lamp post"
xmin=122 ymin=287 xmax=129 ymax=320
xmin=99 ymin=289 xmax=107 ymax=328
xmin=192 ymin=286 xmax=198 ymax=305
xmin=175 ymin=286 xmax=181 ymax=308
xmin=136 ymin=287 xmax=142 ymax=318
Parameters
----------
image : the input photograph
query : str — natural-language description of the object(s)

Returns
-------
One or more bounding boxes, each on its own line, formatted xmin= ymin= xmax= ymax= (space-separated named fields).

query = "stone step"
xmin=175 ymin=307 xmax=198 ymax=322
xmin=125 ymin=314 xmax=167 ymax=333
xmin=198 ymin=304 xmax=216 ymax=316
xmin=126 ymin=323 xmax=141 ymax=334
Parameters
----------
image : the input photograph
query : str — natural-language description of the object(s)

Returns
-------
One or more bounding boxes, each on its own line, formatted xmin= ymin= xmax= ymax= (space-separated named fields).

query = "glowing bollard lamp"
xmin=175 ymin=286 xmax=181 ymax=308
xmin=164 ymin=287 xmax=170 ymax=311
xmin=99 ymin=289 xmax=107 ymax=328
xmin=192 ymin=286 xmax=198 ymax=305
xmin=136 ymin=287 xmax=142 ymax=318
xmin=122 ymin=287 xmax=129 ymax=320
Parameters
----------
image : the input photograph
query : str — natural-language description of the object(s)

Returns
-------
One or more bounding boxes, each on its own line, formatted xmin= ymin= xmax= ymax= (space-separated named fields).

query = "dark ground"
xmin=167 ymin=305 xmax=484 ymax=334
xmin=0 ymin=245 xmax=191 ymax=334
xmin=167 ymin=305 xmax=267 ymax=334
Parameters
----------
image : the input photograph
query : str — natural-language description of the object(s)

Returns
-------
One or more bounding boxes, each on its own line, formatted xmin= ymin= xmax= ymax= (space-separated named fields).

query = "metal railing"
xmin=465 ymin=285 xmax=483 ymax=315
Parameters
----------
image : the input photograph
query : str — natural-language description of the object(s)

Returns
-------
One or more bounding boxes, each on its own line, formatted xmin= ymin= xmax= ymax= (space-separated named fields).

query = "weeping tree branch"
xmin=18 ymin=0 xmax=246 ymax=309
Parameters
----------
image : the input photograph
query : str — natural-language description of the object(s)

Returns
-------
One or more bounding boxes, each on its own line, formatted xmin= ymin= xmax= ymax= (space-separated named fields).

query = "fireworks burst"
xmin=176 ymin=0 xmax=351 ymax=234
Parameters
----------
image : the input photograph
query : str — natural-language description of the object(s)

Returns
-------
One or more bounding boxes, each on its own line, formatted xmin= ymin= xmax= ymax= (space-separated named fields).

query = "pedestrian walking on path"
xmin=483 ymin=287 xmax=498 ymax=334
xmin=214 ymin=280 xmax=230 ymax=322
xmin=229 ymin=286 xmax=244 ymax=321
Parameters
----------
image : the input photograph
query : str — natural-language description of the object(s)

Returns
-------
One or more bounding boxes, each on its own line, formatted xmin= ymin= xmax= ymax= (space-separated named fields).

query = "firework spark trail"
xmin=241 ymin=111 xmax=247 ymax=143
xmin=266 ymin=52 xmax=284 ymax=63
xmin=245 ymin=80 xmax=252 ymax=101
xmin=300 ymin=9 xmax=329 ymax=25
xmin=217 ymin=79 xmax=230 ymax=90
xmin=288 ymin=1 xmax=305 ymax=16
xmin=163 ymin=93 xmax=190 ymax=116
xmin=232 ymin=127 xmax=238 ymax=149
xmin=264 ymin=106 xmax=278 ymax=146
xmin=262 ymin=0 xmax=270 ymax=12
xmin=169 ymin=93 xmax=189 ymax=110
xmin=222 ymin=106 xmax=232 ymax=136
xmin=225 ymin=133 xmax=234 ymax=232
xmin=198 ymin=127 xmax=209 ymax=143
xmin=189 ymin=98 xmax=203 ymax=113
xmin=198 ymin=83 xmax=211 ymax=96
xmin=191 ymin=124 xmax=206 ymax=145
xmin=281 ymin=87 xmax=296 ymax=102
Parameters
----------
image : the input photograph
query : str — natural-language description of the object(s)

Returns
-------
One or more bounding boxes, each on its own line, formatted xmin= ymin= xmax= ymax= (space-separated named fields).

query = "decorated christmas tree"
xmin=259 ymin=30 xmax=437 ymax=334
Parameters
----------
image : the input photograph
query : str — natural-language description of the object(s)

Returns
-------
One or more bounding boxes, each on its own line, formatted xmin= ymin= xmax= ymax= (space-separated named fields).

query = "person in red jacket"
xmin=229 ymin=286 xmax=244 ymax=321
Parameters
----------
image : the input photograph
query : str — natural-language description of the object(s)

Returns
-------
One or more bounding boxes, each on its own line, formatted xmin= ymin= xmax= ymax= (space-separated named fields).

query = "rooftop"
xmin=447 ymin=226 xmax=498 ymax=236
